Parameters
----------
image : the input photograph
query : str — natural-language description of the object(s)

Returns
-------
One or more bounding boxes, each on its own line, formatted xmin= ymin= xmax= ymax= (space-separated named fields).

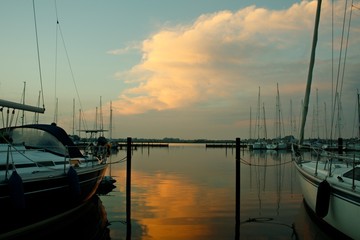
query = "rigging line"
xmin=53 ymin=2 xmax=86 ymax=127
xmin=351 ymin=89 xmax=357 ymax=138
xmin=32 ymin=0 xmax=45 ymax=110
xmin=332 ymin=0 xmax=334 ymax=121
xmin=340 ymin=0 xmax=354 ymax=101
xmin=9 ymin=110 xmax=15 ymax=128
xmin=14 ymin=82 xmax=25 ymax=126
xmin=5 ymin=109 xmax=9 ymax=129
xmin=54 ymin=20 xmax=59 ymax=120
xmin=240 ymin=158 xmax=293 ymax=167
xmin=54 ymin=0 xmax=59 ymax=20
xmin=58 ymin=23 xmax=85 ymax=122
xmin=330 ymin=0 xmax=334 ymax=141
xmin=80 ymin=109 xmax=89 ymax=132
xmin=331 ymin=0 xmax=349 ymax=139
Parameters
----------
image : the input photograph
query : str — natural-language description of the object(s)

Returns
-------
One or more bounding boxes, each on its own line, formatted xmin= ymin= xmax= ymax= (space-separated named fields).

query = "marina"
xmin=0 ymin=139 xmax=357 ymax=239
xmin=2 ymin=0 xmax=360 ymax=239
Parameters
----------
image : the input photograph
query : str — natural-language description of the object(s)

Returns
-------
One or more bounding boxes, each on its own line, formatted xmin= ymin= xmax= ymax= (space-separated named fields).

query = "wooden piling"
xmin=235 ymin=137 xmax=240 ymax=239
xmin=126 ymin=137 xmax=132 ymax=237
xmin=338 ymin=138 xmax=343 ymax=154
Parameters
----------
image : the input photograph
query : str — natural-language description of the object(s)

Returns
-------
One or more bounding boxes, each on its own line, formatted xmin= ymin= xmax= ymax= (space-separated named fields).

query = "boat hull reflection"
xmin=0 ymin=195 xmax=110 ymax=240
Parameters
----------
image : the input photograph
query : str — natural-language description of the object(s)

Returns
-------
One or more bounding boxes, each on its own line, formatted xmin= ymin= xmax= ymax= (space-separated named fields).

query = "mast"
xmin=276 ymin=83 xmax=283 ymax=139
xmin=22 ymin=82 xmax=26 ymax=125
xmin=54 ymin=97 xmax=58 ymax=124
xmin=324 ymin=102 xmax=328 ymax=140
xmin=290 ymin=99 xmax=293 ymax=136
xmin=263 ymin=103 xmax=267 ymax=139
xmin=256 ymin=86 xmax=261 ymax=140
xmin=78 ymin=109 xmax=82 ymax=138
xmin=34 ymin=90 xmax=41 ymax=124
xmin=95 ymin=107 xmax=98 ymax=132
xmin=299 ymin=0 xmax=322 ymax=144
xmin=249 ymin=106 xmax=252 ymax=140
xmin=72 ymin=98 xmax=75 ymax=136
xmin=358 ymin=89 xmax=360 ymax=138
xmin=316 ymin=88 xmax=319 ymax=139
xmin=99 ymin=96 xmax=104 ymax=136
xmin=110 ymin=101 xmax=113 ymax=141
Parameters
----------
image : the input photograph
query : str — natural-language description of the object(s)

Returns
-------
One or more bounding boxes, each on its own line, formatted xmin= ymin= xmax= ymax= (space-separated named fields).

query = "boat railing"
xmin=308 ymin=145 xmax=360 ymax=190
xmin=292 ymin=143 xmax=360 ymax=182
xmin=1 ymin=143 xmax=106 ymax=181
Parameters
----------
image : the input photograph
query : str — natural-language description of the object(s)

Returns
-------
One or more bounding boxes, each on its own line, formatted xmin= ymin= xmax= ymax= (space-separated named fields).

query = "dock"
xmin=206 ymin=143 xmax=247 ymax=148
xmin=117 ymin=142 xmax=169 ymax=149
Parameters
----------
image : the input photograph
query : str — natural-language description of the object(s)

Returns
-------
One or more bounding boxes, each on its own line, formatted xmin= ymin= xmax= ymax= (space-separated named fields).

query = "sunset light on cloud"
xmin=1 ymin=0 xmax=360 ymax=139
xmin=111 ymin=1 xmax=322 ymax=115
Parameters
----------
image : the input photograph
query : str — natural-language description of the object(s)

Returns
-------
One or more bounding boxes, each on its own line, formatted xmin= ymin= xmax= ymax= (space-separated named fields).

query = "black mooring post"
xmin=126 ymin=137 xmax=132 ymax=237
xmin=235 ymin=137 xmax=240 ymax=240
xmin=338 ymin=137 xmax=343 ymax=154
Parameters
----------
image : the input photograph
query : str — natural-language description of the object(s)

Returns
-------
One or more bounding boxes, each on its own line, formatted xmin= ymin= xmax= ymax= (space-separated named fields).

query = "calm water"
xmin=5 ymin=144 xmax=335 ymax=239
xmin=99 ymin=144 xmax=333 ymax=240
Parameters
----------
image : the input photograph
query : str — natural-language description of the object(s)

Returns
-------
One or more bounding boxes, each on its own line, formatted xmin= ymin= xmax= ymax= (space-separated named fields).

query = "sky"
xmin=1 ymin=0 xmax=360 ymax=140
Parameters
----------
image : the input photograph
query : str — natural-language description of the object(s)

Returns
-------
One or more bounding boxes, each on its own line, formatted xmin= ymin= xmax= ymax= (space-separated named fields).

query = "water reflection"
xmin=101 ymin=144 xmax=236 ymax=239
xmin=293 ymin=200 xmax=333 ymax=240
xmin=237 ymin=149 xmax=301 ymax=239
xmin=0 ymin=145 xmax=335 ymax=239
xmin=102 ymin=145 xmax=315 ymax=239
xmin=1 ymin=195 xmax=110 ymax=240
xmin=0 ymin=145 xmax=329 ymax=240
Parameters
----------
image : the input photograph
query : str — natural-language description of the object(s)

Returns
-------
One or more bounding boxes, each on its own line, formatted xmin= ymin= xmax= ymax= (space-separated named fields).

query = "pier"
xmin=205 ymin=143 xmax=247 ymax=148
xmin=117 ymin=142 xmax=169 ymax=149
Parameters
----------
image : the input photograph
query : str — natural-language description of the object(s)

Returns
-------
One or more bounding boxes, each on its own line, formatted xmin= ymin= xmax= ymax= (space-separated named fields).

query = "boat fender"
xmin=315 ymin=180 xmax=331 ymax=218
xmin=8 ymin=171 xmax=25 ymax=209
xmin=67 ymin=166 xmax=81 ymax=198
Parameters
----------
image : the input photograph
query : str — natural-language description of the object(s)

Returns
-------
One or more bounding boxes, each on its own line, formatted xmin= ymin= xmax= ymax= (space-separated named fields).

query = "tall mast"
xmin=263 ymin=103 xmax=267 ymax=139
xmin=72 ymin=98 xmax=75 ymax=136
xmin=22 ymin=82 xmax=26 ymax=125
xmin=276 ymin=83 xmax=281 ymax=138
xmin=110 ymin=101 xmax=113 ymax=141
xmin=99 ymin=96 xmax=103 ymax=135
xmin=34 ymin=90 xmax=41 ymax=124
xmin=256 ymin=86 xmax=261 ymax=140
xmin=290 ymin=99 xmax=293 ymax=136
xmin=299 ymin=0 xmax=322 ymax=144
xmin=249 ymin=106 xmax=252 ymax=140
xmin=358 ymin=89 xmax=360 ymax=138
xmin=324 ymin=102 xmax=328 ymax=140
xmin=316 ymin=88 xmax=319 ymax=139
xmin=78 ymin=109 xmax=82 ymax=138
xmin=53 ymin=98 xmax=58 ymax=124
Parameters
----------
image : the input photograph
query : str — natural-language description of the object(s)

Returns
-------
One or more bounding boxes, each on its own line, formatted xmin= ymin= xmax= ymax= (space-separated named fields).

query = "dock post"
xmin=126 ymin=137 xmax=132 ymax=237
xmin=235 ymin=137 xmax=240 ymax=239
xmin=338 ymin=138 xmax=343 ymax=154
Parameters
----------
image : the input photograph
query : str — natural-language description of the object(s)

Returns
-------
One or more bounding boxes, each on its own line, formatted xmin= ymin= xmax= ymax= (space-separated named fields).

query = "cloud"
xmin=106 ymin=42 xmax=141 ymax=55
xmin=111 ymin=0 xmax=358 ymax=116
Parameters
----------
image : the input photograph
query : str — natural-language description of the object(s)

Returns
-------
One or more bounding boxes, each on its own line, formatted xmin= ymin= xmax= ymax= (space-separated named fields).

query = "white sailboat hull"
xmin=294 ymin=161 xmax=360 ymax=239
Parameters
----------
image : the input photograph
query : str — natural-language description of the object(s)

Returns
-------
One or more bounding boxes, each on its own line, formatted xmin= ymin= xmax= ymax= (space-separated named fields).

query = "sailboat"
xmin=252 ymin=87 xmax=267 ymax=150
xmin=347 ymin=90 xmax=360 ymax=151
xmin=267 ymin=83 xmax=287 ymax=150
xmin=0 ymin=2 xmax=108 ymax=234
xmin=292 ymin=1 xmax=360 ymax=239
